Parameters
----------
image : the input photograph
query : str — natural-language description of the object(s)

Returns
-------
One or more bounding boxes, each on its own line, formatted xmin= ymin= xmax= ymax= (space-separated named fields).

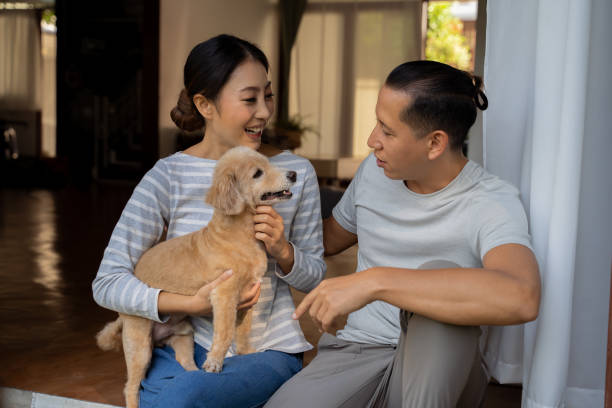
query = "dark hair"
xmin=385 ymin=60 xmax=488 ymax=151
xmin=170 ymin=34 xmax=270 ymax=131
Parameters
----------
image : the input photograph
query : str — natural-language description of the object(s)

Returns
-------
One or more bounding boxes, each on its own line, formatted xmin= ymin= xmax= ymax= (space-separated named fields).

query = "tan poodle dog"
xmin=96 ymin=146 xmax=296 ymax=408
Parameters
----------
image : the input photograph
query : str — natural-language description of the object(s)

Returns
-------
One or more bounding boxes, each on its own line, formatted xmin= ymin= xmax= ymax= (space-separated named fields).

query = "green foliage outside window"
xmin=426 ymin=2 xmax=472 ymax=71
xmin=42 ymin=9 xmax=56 ymax=25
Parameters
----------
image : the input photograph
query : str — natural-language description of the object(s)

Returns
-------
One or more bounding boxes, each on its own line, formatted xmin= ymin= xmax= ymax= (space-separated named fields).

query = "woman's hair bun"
xmin=170 ymin=89 xmax=205 ymax=131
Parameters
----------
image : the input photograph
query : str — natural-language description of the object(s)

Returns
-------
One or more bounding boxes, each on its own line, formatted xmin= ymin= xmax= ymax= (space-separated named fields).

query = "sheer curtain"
xmin=289 ymin=0 xmax=423 ymax=159
xmin=482 ymin=0 xmax=612 ymax=406
xmin=41 ymin=24 xmax=56 ymax=157
xmin=0 ymin=10 xmax=41 ymax=110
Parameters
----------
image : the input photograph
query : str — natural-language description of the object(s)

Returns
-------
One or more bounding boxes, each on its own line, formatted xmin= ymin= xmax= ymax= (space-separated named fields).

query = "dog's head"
xmin=205 ymin=147 xmax=297 ymax=215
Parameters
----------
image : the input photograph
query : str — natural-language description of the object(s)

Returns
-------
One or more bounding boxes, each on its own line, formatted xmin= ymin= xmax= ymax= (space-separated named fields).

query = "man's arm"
xmin=369 ymin=243 xmax=540 ymax=325
xmin=323 ymin=216 xmax=357 ymax=256
xmin=294 ymin=243 xmax=540 ymax=332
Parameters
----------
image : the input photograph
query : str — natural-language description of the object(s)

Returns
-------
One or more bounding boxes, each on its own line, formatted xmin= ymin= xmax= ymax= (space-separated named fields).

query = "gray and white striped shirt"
xmin=92 ymin=150 xmax=326 ymax=355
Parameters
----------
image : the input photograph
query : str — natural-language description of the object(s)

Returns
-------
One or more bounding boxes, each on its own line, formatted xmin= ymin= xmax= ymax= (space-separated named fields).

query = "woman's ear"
xmin=193 ymin=94 xmax=215 ymax=121
xmin=426 ymin=130 xmax=449 ymax=160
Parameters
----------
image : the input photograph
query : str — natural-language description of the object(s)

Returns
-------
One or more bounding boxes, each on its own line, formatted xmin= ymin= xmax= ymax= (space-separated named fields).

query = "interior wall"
xmin=158 ymin=0 xmax=279 ymax=158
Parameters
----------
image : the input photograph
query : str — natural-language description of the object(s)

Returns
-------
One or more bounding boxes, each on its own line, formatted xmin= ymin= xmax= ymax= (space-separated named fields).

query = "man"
xmin=265 ymin=60 xmax=540 ymax=408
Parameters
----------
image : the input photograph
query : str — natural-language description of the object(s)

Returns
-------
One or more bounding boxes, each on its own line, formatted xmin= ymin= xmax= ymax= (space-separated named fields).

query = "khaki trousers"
xmin=265 ymin=261 xmax=489 ymax=408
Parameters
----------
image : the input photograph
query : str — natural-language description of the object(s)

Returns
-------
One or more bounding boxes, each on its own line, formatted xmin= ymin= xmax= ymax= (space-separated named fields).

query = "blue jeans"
xmin=139 ymin=344 xmax=302 ymax=408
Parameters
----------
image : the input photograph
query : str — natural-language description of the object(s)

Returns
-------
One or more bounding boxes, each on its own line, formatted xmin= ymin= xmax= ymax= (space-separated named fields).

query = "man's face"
xmin=367 ymin=86 xmax=430 ymax=181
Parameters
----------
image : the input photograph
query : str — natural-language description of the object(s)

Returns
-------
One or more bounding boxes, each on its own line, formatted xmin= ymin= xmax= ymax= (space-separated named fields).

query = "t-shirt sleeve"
xmin=331 ymin=155 xmax=371 ymax=234
xmin=474 ymin=193 xmax=533 ymax=260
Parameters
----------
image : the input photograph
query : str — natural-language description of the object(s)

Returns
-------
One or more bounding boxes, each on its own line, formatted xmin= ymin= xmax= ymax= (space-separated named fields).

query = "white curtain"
xmin=0 ymin=10 xmax=41 ymax=110
xmin=482 ymin=0 xmax=612 ymax=407
xmin=41 ymin=28 xmax=56 ymax=157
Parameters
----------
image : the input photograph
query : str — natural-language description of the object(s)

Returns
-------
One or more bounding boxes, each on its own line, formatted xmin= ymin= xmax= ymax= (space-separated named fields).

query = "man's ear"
xmin=193 ymin=94 xmax=215 ymax=120
xmin=426 ymin=130 xmax=449 ymax=160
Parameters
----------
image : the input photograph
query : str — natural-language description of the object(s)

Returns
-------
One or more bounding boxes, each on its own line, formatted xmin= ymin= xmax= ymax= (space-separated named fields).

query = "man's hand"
xmin=293 ymin=273 xmax=374 ymax=333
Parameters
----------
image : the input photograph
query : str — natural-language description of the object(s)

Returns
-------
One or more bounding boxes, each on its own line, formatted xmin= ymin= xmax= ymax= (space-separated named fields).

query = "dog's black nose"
xmin=287 ymin=171 xmax=297 ymax=183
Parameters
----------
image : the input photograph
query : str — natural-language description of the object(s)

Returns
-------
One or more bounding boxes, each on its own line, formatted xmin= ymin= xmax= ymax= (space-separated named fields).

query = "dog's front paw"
xmin=203 ymin=357 xmax=223 ymax=373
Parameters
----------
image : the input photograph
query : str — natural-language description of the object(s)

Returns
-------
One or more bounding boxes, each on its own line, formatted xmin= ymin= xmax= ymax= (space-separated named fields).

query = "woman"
xmin=92 ymin=34 xmax=326 ymax=408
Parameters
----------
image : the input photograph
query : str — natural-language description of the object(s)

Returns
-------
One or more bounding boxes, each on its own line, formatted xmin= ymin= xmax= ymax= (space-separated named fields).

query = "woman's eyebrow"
xmin=239 ymin=81 xmax=272 ymax=93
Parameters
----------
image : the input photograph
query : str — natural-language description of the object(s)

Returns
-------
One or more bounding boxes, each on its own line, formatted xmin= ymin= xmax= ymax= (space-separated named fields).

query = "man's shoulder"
xmin=463 ymin=162 xmax=521 ymax=202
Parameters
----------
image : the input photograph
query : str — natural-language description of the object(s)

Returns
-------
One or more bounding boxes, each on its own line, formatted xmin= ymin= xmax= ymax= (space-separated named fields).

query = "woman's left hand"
xmin=254 ymin=206 xmax=294 ymax=271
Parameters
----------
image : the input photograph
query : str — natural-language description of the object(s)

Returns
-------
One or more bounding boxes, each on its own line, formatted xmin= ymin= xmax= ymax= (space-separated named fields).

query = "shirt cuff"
xmin=152 ymin=288 xmax=170 ymax=323
xmin=275 ymin=241 xmax=303 ymax=286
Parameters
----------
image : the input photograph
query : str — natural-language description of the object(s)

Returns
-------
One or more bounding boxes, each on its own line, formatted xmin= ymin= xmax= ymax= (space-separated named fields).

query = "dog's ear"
xmin=205 ymin=167 xmax=245 ymax=215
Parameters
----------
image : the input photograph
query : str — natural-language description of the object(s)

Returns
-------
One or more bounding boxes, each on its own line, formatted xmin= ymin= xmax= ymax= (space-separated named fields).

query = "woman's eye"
xmin=253 ymin=169 xmax=263 ymax=178
xmin=244 ymin=98 xmax=256 ymax=103
xmin=265 ymin=93 xmax=274 ymax=99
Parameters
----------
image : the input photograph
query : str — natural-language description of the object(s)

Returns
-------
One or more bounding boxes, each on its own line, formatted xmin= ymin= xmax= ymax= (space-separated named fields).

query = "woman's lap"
xmin=140 ymin=344 xmax=302 ymax=408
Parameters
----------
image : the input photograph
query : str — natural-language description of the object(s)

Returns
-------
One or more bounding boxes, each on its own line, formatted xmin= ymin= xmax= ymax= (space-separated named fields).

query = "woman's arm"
xmin=269 ymin=162 xmax=327 ymax=292
xmin=92 ymin=161 xmax=172 ymax=322
xmin=158 ymin=270 xmax=261 ymax=315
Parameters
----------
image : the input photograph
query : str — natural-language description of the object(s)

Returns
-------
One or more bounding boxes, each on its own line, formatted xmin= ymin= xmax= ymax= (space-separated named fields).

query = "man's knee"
xmin=397 ymin=260 xmax=484 ymax=407
xmin=265 ymin=372 xmax=321 ymax=408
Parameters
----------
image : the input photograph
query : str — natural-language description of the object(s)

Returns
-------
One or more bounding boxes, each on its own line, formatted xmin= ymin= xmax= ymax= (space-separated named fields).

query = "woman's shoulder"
xmin=157 ymin=152 xmax=216 ymax=172
xmin=269 ymin=150 xmax=315 ymax=172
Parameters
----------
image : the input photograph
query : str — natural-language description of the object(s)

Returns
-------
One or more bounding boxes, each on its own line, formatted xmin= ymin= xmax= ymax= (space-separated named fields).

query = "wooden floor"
xmin=0 ymin=186 xmax=521 ymax=407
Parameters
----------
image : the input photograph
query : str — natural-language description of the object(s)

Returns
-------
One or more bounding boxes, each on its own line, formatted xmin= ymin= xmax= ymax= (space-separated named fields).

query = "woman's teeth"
xmin=245 ymin=127 xmax=262 ymax=134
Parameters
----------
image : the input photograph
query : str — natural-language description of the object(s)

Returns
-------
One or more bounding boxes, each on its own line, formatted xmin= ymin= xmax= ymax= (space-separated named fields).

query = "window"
xmin=290 ymin=0 xmax=423 ymax=159
xmin=290 ymin=0 xmax=479 ymax=159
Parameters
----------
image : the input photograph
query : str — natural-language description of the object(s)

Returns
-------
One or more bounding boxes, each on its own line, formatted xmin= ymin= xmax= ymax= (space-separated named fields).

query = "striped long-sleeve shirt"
xmin=92 ymin=150 xmax=326 ymax=355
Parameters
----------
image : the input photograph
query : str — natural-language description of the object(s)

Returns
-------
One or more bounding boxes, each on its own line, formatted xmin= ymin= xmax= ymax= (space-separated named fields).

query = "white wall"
xmin=159 ymin=0 xmax=279 ymax=158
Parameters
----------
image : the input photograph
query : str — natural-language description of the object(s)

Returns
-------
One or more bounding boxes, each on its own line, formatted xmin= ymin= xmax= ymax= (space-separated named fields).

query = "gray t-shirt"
xmin=332 ymin=153 xmax=532 ymax=345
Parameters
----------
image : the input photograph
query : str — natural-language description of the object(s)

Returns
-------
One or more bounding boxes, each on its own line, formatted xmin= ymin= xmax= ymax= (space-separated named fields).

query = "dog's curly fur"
xmin=96 ymin=147 xmax=296 ymax=408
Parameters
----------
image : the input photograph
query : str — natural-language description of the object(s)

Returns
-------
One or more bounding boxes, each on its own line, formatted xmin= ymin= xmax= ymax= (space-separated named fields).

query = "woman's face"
xmin=204 ymin=59 xmax=274 ymax=151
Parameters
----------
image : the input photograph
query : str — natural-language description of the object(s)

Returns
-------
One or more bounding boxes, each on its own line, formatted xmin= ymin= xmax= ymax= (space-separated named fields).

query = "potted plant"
xmin=263 ymin=114 xmax=318 ymax=150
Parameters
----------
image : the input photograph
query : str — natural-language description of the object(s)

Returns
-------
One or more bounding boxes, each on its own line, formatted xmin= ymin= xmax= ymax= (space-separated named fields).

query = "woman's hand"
xmin=189 ymin=270 xmax=262 ymax=315
xmin=254 ymin=205 xmax=294 ymax=273
xmin=159 ymin=270 xmax=262 ymax=316
xmin=237 ymin=280 xmax=261 ymax=310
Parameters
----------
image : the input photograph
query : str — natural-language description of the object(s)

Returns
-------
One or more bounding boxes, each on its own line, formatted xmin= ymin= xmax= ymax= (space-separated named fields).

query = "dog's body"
xmin=96 ymin=147 xmax=296 ymax=408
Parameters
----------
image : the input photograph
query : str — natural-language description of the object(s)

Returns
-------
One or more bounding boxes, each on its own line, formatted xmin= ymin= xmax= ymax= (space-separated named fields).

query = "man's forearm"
xmin=365 ymin=265 xmax=539 ymax=326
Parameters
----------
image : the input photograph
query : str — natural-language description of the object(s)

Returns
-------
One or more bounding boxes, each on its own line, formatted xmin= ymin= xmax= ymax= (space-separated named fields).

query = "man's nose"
xmin=367 ymin=129 xmax=377 ymax=149
xmin=287 ymin=171 xmax=297 ymax=183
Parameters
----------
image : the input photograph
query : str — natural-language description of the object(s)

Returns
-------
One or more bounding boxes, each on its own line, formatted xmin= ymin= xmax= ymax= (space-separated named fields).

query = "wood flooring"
xmin=0 ymin=187 xmax=521 ymax=407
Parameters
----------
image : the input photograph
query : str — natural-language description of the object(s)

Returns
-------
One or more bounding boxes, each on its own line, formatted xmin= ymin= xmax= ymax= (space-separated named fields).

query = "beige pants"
xmin=265 ymin=261 xmax=489 ymax=408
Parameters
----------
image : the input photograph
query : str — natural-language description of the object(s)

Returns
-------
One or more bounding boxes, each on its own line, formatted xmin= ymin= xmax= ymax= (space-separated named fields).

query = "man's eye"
xmin=253 ymin=169 xmax=263 ymax=178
